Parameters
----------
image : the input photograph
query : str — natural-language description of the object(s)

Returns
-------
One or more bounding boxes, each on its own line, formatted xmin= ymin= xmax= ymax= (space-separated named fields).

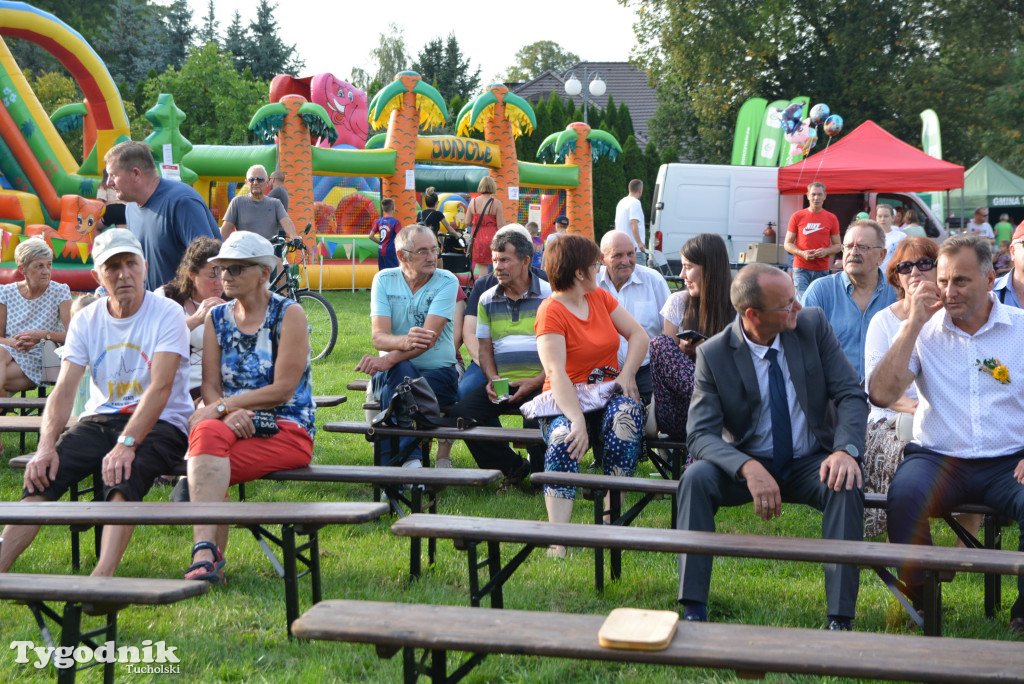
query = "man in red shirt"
xmin=784 ymin=182 xmax=842 ymax=301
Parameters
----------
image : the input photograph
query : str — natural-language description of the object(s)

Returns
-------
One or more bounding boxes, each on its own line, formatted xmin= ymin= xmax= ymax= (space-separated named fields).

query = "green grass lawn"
xmin=1 ymin=290 xmax=1019 ymax=682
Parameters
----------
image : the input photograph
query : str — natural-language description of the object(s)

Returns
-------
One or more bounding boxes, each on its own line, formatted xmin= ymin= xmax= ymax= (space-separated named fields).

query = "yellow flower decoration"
xmin=993 ymin=365 xmax=1010 ymax=383
xmin=976 ymin=356 xmax=1011 ymax=385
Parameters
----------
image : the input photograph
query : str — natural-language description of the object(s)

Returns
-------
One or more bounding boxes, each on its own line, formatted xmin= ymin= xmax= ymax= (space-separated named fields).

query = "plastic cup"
xmin=492 ymin=378 xmax=510 ymax=402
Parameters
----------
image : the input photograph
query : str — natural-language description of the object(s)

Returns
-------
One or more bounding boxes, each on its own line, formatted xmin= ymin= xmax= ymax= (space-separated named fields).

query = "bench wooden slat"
xmin=264 ymin=465 xmax=502 ymax=487
xmin=0 ymin=415 xmax=75 ymax=432
xmin=346 ymin=379 xmax=369 ymax=392
xmin=293 ymin=599 xmax=1024 ymax=683
xmin=0 ymin=501 xmax=389 ymax=525
xmin=0 ymin=573 xmax=209 ymax=604
xmin=390 ymin=514 xmax=1024 ymax=575
xmin=313 ymin=395 xmax=346 ymax=407
xmin=0 ymin=397 xmax=47 ymax=410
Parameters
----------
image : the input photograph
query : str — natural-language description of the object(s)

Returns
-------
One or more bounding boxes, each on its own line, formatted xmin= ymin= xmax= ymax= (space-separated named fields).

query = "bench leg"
xmin=609 ymin=491 xmax=622 ymax=582
xmin=984 ymin=514 xmax=1001 ymax=618
xmin=592 ymin=487 xmax=605 ymax=593
xmin=409 ymin=487 xmax=422 ymax=579
xmin=57 ymin=602 xmax=81 ymax=684
xmin=487 ymin=541 xmax=503 ymax=609
xmin=923 ymin=571 xmax=942 ymax=637
xmin=282 ymin=524 xmax=299 ymax=637
xmin=467 ymin=541 xmax=481 ymax=607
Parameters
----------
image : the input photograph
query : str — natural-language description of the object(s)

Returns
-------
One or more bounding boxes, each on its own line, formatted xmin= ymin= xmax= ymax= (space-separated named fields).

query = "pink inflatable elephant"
xmin=269 ymin=73 xmax=369 ymax=149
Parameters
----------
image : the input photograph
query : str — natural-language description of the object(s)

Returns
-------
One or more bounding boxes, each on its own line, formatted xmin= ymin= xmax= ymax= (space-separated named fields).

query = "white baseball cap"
xmin=208 ymin=231 xmax=279 ymax=269
xmin=92 ymin=229 xmax=144 ymax=267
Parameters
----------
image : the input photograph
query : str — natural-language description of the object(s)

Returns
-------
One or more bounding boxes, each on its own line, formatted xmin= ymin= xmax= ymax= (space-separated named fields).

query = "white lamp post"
xmin=563 ymin=67 xmax=606 ymax=124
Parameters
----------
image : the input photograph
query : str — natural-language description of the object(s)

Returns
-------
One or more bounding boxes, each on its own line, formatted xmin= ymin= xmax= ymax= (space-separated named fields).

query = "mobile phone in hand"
xmin=676 ymin=330 xmax=708 ymax=343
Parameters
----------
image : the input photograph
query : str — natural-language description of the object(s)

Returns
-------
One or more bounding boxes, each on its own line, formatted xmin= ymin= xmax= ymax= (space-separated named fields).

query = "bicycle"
xmin=269 ymin=233 xmax=338 ymax=361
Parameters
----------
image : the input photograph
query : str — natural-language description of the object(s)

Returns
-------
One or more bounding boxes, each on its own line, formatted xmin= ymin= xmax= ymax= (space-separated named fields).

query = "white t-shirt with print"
xmin=64 ymin=293 xmax=193 ymax=434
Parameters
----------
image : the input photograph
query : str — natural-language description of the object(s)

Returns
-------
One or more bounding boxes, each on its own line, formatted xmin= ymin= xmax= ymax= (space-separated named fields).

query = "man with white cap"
xmin=0 ymin=229 xmax=193 ymax=576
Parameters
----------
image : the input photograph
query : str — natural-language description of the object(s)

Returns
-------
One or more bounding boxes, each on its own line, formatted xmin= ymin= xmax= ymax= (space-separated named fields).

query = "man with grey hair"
xmin=104 ymin=140 xmax=219 ymax=290
xmin=356 ymin=224 xmax=459 ymax=466
xmin=450 ymin=225 xmax=551 ymax=480
xmin=266 ymin=170 xmax=289 ymax=211
xmin=870 ymin=235 xmax=1024 ymax=634
xmin=678 ymin=262 xmax=866 ymax=630
xmin=220 ymin=164 xmax=297 ymax=241
xmin=804 ymin=219 xmax=897 ymax=381
xmin=598 ymin=230 xmax=671 ymax=402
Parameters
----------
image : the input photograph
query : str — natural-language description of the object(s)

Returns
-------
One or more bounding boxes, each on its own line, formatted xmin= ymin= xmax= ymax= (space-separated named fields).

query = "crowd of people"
xmin=0 ymin=168 xmax=1022 ymax=637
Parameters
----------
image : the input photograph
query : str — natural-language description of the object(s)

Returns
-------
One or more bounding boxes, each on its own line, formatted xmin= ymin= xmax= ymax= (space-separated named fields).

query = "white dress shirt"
xmin=597 ymin=264 xmax=671 ymax=368
xmin=909 ymin=294 xmax=1024 ymax=458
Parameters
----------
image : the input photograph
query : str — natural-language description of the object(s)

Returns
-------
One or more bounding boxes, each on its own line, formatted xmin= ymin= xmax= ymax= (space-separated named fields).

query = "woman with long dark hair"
xmin=648 ymin=233 xmax=734 ymax=438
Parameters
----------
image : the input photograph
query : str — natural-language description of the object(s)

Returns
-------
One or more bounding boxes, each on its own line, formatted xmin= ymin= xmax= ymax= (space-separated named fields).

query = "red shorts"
xmin=189 ymin=418 xmax=313 ymax=486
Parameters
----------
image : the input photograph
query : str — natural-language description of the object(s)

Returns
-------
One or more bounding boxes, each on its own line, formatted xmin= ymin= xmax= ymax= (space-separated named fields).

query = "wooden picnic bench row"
xmin=292 ymin=598 xmax=1024 ymax=684
xmin=0 ymin=573 xmax=208 ymax=684
xmin=0 ymin=501 xmax=388 ymax=635
xmin=389 ymin=513 xmax=1024 ymax=637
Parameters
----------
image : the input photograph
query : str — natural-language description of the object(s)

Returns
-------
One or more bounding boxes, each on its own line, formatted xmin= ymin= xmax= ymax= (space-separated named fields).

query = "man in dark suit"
xmin=678 ymin=263 xmax=867 ymax=630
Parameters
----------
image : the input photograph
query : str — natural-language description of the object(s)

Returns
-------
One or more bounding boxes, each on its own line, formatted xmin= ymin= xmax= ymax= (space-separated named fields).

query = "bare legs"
xmin=186 ymin=454 xmax=231 ymax=576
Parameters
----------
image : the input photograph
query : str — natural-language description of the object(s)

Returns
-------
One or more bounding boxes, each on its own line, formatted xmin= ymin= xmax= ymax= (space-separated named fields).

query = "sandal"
xmin=184 ymin=541 xmax=225 ymax=583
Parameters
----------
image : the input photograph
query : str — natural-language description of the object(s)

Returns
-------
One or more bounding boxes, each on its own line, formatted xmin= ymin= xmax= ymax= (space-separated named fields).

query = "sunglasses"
xmin=247 ymin=177 xmax=266 ymax=183
xmin=221 ymin=263 xmax=260 ymax=277
xmin=895 ymin=258 xmax=936 ymax=275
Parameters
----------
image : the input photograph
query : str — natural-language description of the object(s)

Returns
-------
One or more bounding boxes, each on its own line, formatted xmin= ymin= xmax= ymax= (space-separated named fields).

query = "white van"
xmin=648 ymin=163 xmax=943 ymax=271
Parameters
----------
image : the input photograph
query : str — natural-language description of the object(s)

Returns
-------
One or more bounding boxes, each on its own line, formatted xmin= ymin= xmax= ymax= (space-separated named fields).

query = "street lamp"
xmin=563 ymin=67 xmax=606 ymax=124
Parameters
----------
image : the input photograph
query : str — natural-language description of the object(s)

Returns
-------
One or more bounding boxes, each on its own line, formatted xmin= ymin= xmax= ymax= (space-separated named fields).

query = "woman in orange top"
xmin=534 ymin=234 xmax=649 ymax=558
xmin=465 ymin=176 xmax=503 ymax=276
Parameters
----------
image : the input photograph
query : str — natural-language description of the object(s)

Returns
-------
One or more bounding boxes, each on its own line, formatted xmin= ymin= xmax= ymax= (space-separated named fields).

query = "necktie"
xmin=765 ymin=348 xmax=793 ymax=479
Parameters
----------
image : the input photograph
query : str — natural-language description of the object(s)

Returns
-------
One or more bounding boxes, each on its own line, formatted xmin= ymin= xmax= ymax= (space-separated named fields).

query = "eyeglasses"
xmin=220 ymin=263 xmax=260 ymax=277
xmin=402 ymin=246 xmax=440 ymax=257
xmin=842 ymin=244 xmax=883 ymax=253
xmin=247 ymin=177 xmax=266 ymax=183
xmin=755 ymin=300 xmax=798 ymax=313
xmin=895 ymin=258 xmax=936 ymax=274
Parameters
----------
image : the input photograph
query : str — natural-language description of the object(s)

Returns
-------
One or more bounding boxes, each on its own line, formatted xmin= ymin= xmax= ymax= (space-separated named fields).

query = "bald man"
xmin=597 ymin=230 xmax=671 ymax=401
xmin=220 ymin=164 xmax=297 ymax=240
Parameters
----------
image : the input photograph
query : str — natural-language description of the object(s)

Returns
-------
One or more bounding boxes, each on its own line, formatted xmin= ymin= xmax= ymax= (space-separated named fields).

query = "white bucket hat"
xmin=92 ymin=228 xmax=144 ymax=267
xmin=208 ymin=231 xmax=279 ymax=269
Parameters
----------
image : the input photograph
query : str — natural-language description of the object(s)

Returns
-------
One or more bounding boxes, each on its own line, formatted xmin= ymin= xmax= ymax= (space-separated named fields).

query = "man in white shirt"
xmin=0 ymin=229 xmax=193 ymax=576
xmin=967 ymin=207 xmax=994 ymax=243
xmin=597 ymin=230 xmax=670 ymax=402
xmin=614 ymin=179 xmax=647 ymax=266
xmin=869 ymin=235 xmax=1024 ymax=634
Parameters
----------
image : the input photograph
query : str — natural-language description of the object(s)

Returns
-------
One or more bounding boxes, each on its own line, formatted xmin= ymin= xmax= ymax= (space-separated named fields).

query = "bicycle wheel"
xmin=297 ymin=291 xmax=338 ymax=361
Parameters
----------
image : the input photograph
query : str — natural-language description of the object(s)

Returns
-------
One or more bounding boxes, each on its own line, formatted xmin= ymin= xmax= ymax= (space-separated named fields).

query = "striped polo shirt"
xmin=476 ymin=273 xmax=551 ymax=381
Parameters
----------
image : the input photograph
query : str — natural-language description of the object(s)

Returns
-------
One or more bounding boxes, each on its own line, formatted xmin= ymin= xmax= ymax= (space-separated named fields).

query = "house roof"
xmin=509 ymin=61 xmax=657 ymax=150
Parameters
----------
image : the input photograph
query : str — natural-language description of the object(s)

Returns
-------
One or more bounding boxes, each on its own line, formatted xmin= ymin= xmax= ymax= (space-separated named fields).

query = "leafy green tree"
xmin=546 ymin=89 xmax=565 ymax=133
xmin=142 ymin=43 xmax=267 ymax=146
xmin=620 ymin=134 xmax=648 ymax=209
xmin=198 ymin=0 xmax=219 ymax=47
xmin=223 ymin=10 xmax=249 ymax=74
xmin=95 ymin=0 xmax=169 ymax=90
xmin=617 ymin=101 xmax=635 ymax=141
xmin=411 ymin=33 xmax=481 ymax=102
xmin=163 ymin=0 xmax=195 ymax=71
xmin=5 ymin=0 xmax=110 ymax=74
xmin=592 ymin=140 xmax=626 ymax=243
xmin=246 ymin=0 xmax=303 ymax=80
xmin=504 ymin=41 xmax=580 ymax=82
xmin=353 ymin=23 xmax=409 ymax=90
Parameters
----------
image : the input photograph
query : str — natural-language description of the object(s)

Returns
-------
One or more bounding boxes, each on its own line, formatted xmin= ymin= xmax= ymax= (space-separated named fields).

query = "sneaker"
xmin=827 ymin=617 xmax=852 ymax=631
xmin=1010 ymin=617 xmax=1024 ymax=635
xmin=506 ymin=458 xmax=531 ymax=486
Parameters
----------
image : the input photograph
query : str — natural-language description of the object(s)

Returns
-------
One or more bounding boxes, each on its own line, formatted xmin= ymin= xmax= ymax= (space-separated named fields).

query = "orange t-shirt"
xmin=535 ymin=288 xmax=621 ymax=391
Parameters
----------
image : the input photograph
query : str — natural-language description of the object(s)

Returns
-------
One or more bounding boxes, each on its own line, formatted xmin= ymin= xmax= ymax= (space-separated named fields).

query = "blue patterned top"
xmin=211 ymin=293 xmax=316 ymax=435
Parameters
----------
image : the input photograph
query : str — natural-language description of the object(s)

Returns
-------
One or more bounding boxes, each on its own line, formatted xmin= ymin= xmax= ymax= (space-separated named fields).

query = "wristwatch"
xmin=216 ymin=399 xmax=229 ymax=415
xmin=838 ymin=444 xmax=859 ymax=459
xmin=116 ymin=435 xmax=136 ymax=448
xmin=45 ymin=332 xmax=52 ymax=341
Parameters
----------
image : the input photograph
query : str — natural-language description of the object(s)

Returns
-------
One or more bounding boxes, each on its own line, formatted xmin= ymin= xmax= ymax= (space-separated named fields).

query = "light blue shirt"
xmin=370 ymin=267 xmax=458 ymax=370
xmin=803 ymin=269 xmax=897 ymax=381
xmin=993 ymin=269 xmax=1022 ymax=309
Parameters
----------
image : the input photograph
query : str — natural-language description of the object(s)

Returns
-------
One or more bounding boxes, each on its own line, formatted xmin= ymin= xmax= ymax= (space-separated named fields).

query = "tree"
xmin=411 ymin=33 xmax=481 ymax=102
xmin=5 ymin=0 xmax=110 ymax=74
xmin=163 ymin=0 xmax=195 ymax=71
xmin=198 ymin=0 xmax=219 ymax=47
xmin=142 ymin=43 xmax=268 ymax=146
xmin=223 ymin=10 xmax=249 ymax=74
xmin=246 ymin=0 xmax=303 ymax=80
xmin=626 ymin=0 xmax=1024 ymax=166
xmin=354 ymin=23 xmax=409 ymax=90
xmin=504 ymin=41 xmax=580 ymax=82
xmin=95 ymin=0 xmax=169 ymax=91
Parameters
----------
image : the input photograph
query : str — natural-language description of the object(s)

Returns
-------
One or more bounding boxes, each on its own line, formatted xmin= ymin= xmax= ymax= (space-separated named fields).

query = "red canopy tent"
xmin=777 ymin=120 xmax=964 ymax=194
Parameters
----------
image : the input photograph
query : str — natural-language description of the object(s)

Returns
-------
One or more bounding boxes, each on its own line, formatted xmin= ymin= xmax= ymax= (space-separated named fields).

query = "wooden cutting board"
xmin=598 ymin=608 xmax=679 ymax=651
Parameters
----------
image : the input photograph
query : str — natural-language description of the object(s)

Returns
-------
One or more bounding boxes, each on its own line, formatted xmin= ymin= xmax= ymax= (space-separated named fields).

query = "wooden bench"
xmin=390 ymin=514 xmax=1024 ymax=637
xmin=530 ymin=471 xmax=1013 ymax=622
xmin=325 ymin=420 xmax=688 ymax=482
xmin=292 ymin=599 xmax=1024 ymax=683
xmin=0 ymin=501 xmax=388 ymax=634
xmin=8 ymin=456 xmax=502 ymax=580
xmin=1 ymin=573 xmax=208 ymax=683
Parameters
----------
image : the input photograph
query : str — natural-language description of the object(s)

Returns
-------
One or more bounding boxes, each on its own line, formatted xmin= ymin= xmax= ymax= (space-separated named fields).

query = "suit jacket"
xmin=685 ymin=307 xmax=867 ymax=478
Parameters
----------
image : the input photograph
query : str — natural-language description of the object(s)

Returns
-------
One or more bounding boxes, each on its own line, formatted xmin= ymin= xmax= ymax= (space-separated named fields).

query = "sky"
xmin=185 ymin=0 xmax=641 ymax=85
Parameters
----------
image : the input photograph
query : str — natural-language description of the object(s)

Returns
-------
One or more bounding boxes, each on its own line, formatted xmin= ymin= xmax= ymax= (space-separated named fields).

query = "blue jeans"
xmin=887 ymin=446 xmax=1024 ymax=618
xmin=371 ymin=360 xmax=458 ymax=466
xmin=539 ymin=395 xmax=645 ymax=499
xmin=457 ymin=361 xmax=487 ymax=400
xmin=792 ymin=267 xmax=830 ymax=302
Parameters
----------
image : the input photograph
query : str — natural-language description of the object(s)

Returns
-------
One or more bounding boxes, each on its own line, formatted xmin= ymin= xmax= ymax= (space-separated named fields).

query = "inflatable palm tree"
xmin=456 ymin=85 xmax=536 ymax=225
xmin=250 ymin=95 xmax=336 ymax=248
xmin=537 ymin=123 xmax=621 ymax=239
xmin=368 ymin=72 xmax=447 ymax=227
